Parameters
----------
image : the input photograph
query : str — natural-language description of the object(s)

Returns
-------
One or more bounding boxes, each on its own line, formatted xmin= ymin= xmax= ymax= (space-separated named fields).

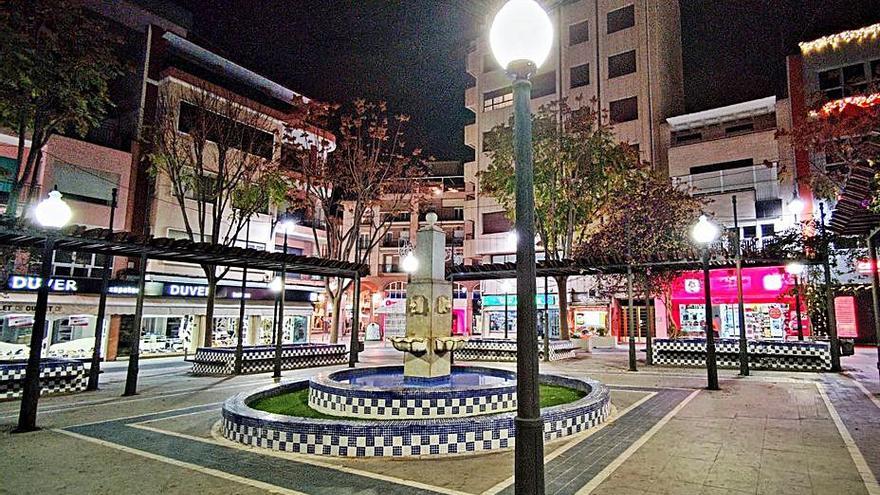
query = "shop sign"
xmin=834 ymin=296 xmax=858 ymax=338
xmin=164 ymin=284 xmax=209 ymax=297
xmin=8 ymin=275 xmax=78 ymax=292
xmin=482 ymin=294 xmax=557 ymax=307
xmin=856 ymin=259 xmax=878 ymax=274
xmin=684 ymin=279 xmax=701 ymax=294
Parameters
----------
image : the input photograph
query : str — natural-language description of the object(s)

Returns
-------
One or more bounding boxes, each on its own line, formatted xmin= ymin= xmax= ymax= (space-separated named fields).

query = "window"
xmin=609 ymin=96 xmax=638 ymax=123
xmin=607 ymin=5 xmax=635 ymax=34
xmin=674 ymin=132 xmax=702 ymax=145
xmin=453 ymin=283 xmax=468 ymax=299
xmin=178 ymin=101 xmax=274 ymax=159
xmin=483 ymin=87 xmax=513 ymax=111
xmin=52 ymin=250 xmax=108 ymax=278
xmin=608 ymin=50 xmax=637 ymax=79
xmin=760 ymin=224 xmax=775 ymax=237
xmin=358 ymin=233 xmax=371 ymax=249
xmin=53 ymin=162 xmax=120 ymax=205
xmin=725 ymin=122 xmax=754 ymax=135
xmin=531 ymin=71 xmax=556 ymax=99
xmin=570 ymin=64 xmax=590 ymax=88
xmin=689 ymin=158 xmax=753 ymax=175
xmin=183 ymin=173 xmax=217 ymax=202
xmin=482 ymin=211 xmax=512 ymax=235
xmin=818 ymin=63 xmax=868 ymax=99
xmin=483 ymin=54 xmax=500 ymax=73
xmin=385 ymin=281 xmax=407 ymax=299
xmin=569 ymin=20 xmax=589 ymax=45
xmin=453 ymin=207 xmax=464 ymax=220
xmin=492 ymin=254 xmax=516 ymax=263
xmin=742 ymin=226 xmax=756 ymax=239
xmin=382 ymin=254 xmax=399 ymax=273
xmin=756 ymin=199 xmax=782 ymax=219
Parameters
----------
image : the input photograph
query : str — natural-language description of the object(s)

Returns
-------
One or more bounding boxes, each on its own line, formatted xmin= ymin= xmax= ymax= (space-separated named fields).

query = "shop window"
xmin=570 ymin=63 xmax=590 ymax=88
xmin=483 ymin=87 xmax=513 ymax=111
xmin=609 ymin=96 xmax=638 ymax=123
xmin=569 ymin=20 xmax=589 ymax=45
xmin=608 ymin=50 xmax=637 ymax=79
xmin=531 ymin=71 xmax=556 ymax=99
xmin=607 ymin=5 xmax=635 ymax=34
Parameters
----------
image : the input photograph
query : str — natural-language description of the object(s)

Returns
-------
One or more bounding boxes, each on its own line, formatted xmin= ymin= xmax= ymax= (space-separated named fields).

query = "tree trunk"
xmin=555 ymin=275 xmax=570 ymax=340
xmin=329 ymin=291 xmax=343 ymax=344
xmin=203 ymin=266 xmax=217 ymax=347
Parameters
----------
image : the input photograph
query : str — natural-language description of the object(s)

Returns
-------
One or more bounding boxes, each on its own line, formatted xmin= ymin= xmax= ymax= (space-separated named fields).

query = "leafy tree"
xmin=578 ymin=173 xmax=704 ymax=339
xmin=285 ymin=99 xmax=425 ymax=343
xmin=0 ymin=0 xmax=122 ymax=216
xmin=146 ymin=83 xmax=286 ymax=346
xmin=481 ymin=98 xmax=639 ymax=339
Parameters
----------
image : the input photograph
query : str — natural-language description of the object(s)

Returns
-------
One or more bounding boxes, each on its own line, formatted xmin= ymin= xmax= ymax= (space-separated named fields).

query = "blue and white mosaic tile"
xmin=0 ymin=358 xmax=87 ymax=401
xmin=457 ymin=338 xmax=577 ymax=362
xmin=653 ymin=338 xmax=831 ymax=371
xmin=190 ymin=343 xmax=347 ymax=375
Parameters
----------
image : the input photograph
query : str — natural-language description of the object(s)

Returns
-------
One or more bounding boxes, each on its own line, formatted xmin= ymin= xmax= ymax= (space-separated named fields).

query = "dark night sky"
xmin=173 ymin=0 xmax=880 ymax=162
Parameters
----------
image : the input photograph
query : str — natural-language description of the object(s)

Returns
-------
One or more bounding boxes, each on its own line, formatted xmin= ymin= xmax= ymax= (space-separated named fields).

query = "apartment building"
xmin=0 ymin=1 xmax=333 ymax=360
xmin=359 ymin=161 xmax=471 ymax=339
xmin=461 ymin=0 xmax=684 ymax=338
xmin=665 ymin=96 xmax=799 ymax=242
xmin=786 ymin=23 xmax=880 ymax=343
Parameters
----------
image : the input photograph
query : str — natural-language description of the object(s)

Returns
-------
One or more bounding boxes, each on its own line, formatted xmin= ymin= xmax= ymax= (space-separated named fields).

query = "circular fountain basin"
xmin=309 ymin=366 xmax=517 ymax=419
xmin=221 ymin=368 xmax=611 ymax=458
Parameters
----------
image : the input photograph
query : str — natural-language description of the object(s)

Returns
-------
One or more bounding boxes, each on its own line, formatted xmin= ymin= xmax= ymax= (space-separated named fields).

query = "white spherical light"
xmin=691 ymin=215 xmax=719 ymax=245
xmin=785 ymin=262 xmax=805 ymax=276
xmin=34 ymin=190 xmax=72 ymax=228
xmin=401 ymin=252 xmax=419 ymax=274
xmin=489 ymin=0 xmax=554 ymax=71
xmin=269 ymin=276 xmax=283 ymax=293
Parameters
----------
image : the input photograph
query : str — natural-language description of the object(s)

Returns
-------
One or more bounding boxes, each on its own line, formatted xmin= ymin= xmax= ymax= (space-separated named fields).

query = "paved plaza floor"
xmin=1 ymin=344 xmax=879 ymax=494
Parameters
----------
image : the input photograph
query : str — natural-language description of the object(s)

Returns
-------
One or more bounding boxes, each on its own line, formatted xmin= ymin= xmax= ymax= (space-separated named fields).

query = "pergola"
xmin=2 ymin=221 xmax=366 ymax=432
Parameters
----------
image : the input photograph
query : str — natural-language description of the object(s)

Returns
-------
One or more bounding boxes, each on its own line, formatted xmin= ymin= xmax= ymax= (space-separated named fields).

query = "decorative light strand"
xmin=799 ymin=23 xmax=880 ymax=54
xmin=810 ymin=93 xmax=880 ymax=118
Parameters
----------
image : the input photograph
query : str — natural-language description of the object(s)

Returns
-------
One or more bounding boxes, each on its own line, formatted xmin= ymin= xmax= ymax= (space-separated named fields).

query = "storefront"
xmin=0 ymin=274 xmax=319 ymax=360
xmin=479 ymin=294 xmax=560 ymax=339
xmin=656 ymin=266 xmax=809 ymax=341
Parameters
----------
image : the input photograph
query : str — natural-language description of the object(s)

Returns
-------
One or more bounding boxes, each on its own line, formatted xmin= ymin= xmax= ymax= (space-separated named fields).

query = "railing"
xmin=672 ymin=164 xmax=778 ymax=200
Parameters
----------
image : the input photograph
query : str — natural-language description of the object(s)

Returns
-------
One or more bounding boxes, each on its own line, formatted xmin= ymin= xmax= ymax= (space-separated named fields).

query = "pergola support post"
xmin=349 ymin=273 xmax=361 ymax=367
xmin=868 ymin=231 xmax=880 ymax=382
xmin=123 ymin=252 xmax=148 ymax=397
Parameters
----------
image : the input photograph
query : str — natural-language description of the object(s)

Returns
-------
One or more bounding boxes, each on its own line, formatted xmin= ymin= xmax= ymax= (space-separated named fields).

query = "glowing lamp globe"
xmin=34 ymin=190 xmax=72 ymax=228
xmin=691 ymin=215 xmax=719 ymax=245
xmin=788 ymin=197 xmax=805 ymax=215
xmin=785 ymin=262 xmax=805 ymax=276
xmin=401 ymin=252 xmax=419 ymax=274
xmin=269 ymin=276 xmax=283 ymax=293
xmin=489 ymin=0 xmax=554 ymax=71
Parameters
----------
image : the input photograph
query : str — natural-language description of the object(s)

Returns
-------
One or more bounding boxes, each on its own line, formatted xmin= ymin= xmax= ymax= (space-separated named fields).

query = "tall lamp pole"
xmin=490 ymin=1 xmax=553 ymax=493
xmin=731 ymin=195 xmax=749 ymax=376
xmin=693 ymin=215 xmax=720 ymax=391
xmin=273 ymin=215 xmax=295 ymax=380
xmin=15 ymin=189 xmax=72 ymax=432
xmin=87 ymin=187 xmax=117 ymax=390
xmin=234 ymin=220 xmax=250 ymax=375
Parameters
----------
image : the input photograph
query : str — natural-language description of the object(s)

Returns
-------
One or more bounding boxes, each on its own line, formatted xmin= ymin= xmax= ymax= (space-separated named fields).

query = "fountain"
xmin=221 ymin=212 xmax=610 ymax=457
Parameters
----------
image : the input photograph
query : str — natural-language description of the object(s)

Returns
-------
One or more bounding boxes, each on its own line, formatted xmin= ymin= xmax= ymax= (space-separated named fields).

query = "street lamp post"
xmin=692 ymin=215 xmax=720 ymax=391
xmin=87 ymin=187 xmax=118 ymax=390
xmin=731 ymin=195 xmax=749 ymax=376
xmin=15 ymin=188 xmax=72 ymax=432
xmin=490 ymin=1 xmax=553 ymax=492
xmin=502 ymin=279 xmax=513 ymax=340
xmin=786 ymin=262 xmax=805 ymax=341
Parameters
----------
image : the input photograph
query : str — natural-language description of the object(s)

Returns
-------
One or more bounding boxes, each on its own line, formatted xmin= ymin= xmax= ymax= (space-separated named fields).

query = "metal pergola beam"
xmin=0 ymin=224 xmax=368 ymax=279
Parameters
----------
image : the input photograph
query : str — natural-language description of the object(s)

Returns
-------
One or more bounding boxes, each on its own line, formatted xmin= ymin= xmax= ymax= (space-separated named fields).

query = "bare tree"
xmin=146 ymin=83 xmax=284 ymax=346
xmin=285 ymin=99 xmax=425 ymax=343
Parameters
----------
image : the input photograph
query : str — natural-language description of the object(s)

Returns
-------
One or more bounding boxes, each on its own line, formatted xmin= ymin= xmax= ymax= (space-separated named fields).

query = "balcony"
xmin=382 ymin=264 xmax=400 ymax=273
xmin=465 ymin=86 xmax=478 ymax=112
xmin=672 ymin=164 xmax=779 ymax=201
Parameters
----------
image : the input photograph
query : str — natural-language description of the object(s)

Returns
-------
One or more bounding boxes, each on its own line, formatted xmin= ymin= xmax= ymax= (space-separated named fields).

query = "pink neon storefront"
xmin=657 ymin=266 xmax=810 ymax=340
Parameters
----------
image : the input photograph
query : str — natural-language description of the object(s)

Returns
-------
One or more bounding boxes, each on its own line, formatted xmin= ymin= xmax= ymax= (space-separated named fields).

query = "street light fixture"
xmin=691 ymin=215 xmax=720 ymax=391
xmin=786 ymin=262 xmax=806 ymax=341
xmin=16 ymin=188 xmax=71 ymax=432
xmin=269 ymin=276 xmax=283 ymax=293
xmin=401 ymin=252 xmax=419 ymax=274
xmin=490 ymin=1 xmax=553 ymax=492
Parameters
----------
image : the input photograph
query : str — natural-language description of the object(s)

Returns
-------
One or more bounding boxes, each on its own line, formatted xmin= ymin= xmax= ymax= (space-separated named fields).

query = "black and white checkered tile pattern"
xmin=221 ymin=374 xmax=610 ymax=458
xmin=457 ymin=339 xmax=577 ymax=362
xmin=190 ymin=344 xmax=348 ymax=375
xmin=0 ymin=359 xmax=88 ymax=401
xmin=653 ymin=338 xmax=832 ymax=372
xmin=308 ymin=386 xmax=517 ymax=419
